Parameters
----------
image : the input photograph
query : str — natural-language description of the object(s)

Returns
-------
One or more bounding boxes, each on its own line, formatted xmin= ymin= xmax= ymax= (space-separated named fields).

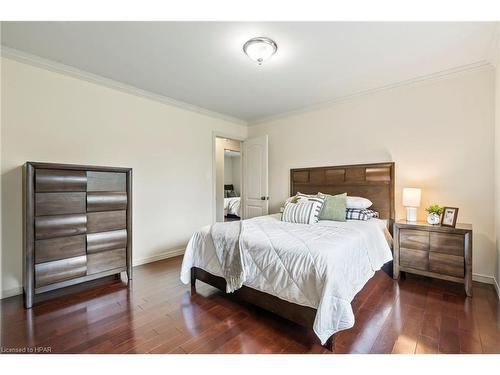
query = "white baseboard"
xmin=132 ymin=248 xmax=185 ymax=267
xmin=473 ymin=273 xmax=500 ymax=299
xmin=494 ymin=277 xmax=500 ymax=300
xmin=472 ymin=273 xmax=496 ymax=284
xmin=0 ymin=248 xmax=186 ymax=299
xmin=0 ymin=286 xmax=23 ymax=299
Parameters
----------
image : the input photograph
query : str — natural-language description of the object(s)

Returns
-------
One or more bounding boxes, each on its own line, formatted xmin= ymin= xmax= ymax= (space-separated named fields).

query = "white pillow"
xmin=281 ymin=200 xmax=324 ymax=224
xmin=346 ymin=196 xmax=372 ymax=209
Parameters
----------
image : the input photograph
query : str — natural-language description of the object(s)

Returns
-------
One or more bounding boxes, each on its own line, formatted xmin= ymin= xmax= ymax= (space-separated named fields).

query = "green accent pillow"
xmin=319 ymin=193 xmax=347 ymax=221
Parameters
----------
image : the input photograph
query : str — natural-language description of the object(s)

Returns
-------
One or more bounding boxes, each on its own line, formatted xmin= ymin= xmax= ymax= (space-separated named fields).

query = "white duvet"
xmin=180 ymin=214 xmax=392 ymax=344
xmin=224 ymin=197 xmax=241 ymax=217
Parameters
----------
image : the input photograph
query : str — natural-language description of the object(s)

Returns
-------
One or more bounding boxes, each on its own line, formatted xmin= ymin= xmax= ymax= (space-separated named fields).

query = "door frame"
xmin=212 ymin=131 xmax=245 ymax=224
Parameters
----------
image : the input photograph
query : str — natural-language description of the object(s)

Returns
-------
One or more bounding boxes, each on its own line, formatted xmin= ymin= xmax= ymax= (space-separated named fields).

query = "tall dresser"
xmin=23 ymin=162 xmax=132 ymax=308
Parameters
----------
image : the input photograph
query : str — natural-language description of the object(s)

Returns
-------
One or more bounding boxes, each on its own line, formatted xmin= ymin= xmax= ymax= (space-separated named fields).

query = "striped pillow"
xmin=281 ymin=199 xmax=324 ymax=224
xmin=345 ymin=208 xmax=379 ymax=221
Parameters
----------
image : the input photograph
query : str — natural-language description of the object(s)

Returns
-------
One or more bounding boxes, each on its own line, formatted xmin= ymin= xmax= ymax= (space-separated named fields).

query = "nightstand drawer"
xmin=400 ymin=248 xmax=429 ymax=271
xmin=399 ymin=229 xmax=429 ymax=251
xmin=429 ymin=252 xmax=464 ymax=278
xmin=430 ymin=232 xmax=464 ymax=256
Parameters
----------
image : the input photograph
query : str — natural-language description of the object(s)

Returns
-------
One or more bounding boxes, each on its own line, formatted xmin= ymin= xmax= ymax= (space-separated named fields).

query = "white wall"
xmin=0 ymin=57 xmax=248 ymax=298
xmin=493 ymin=24 xmax=500 ymax=294
xmin=249 ymin=67 xmax=496 ymax=282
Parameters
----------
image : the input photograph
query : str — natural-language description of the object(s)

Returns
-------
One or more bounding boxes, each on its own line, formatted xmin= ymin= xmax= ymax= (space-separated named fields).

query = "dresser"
xmin=23 ymin=162 xmax=132 ymax=308
xmin=393 ymin=220 xmax=472 ymax=297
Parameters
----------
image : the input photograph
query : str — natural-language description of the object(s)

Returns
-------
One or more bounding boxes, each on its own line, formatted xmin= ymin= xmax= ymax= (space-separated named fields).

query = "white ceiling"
xmin=1 ymin=22 xmax=496 ymax=124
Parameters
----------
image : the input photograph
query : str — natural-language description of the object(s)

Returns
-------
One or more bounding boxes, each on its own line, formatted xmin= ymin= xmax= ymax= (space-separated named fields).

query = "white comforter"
xmin=180 ymin=214 xmax=392 ymax=344
xmin=224 ymin=197 xmax=241 ymax=216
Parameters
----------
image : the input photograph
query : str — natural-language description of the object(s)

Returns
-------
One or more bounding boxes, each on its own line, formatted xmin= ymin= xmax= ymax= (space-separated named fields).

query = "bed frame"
xmin=190 ymin=162 xmax=395 ymax=351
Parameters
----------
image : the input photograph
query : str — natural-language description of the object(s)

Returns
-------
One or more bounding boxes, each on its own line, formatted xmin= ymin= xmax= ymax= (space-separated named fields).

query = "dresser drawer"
xmin=400 ymin=248 xmax=429 ymax=271
xmin=36 ymin=169 xmax=87 ymax=192
xmin=35 ymin=234 xmax=86 ymax=264
xmin=430 ymin=232 xmax=464 ymax=256
xmin=399 ymin=229 xmax=429 ymax=251
xmin=35 ymin=255 xmax=87 ymax=288
xmin=35 ymin=192 xmax=86 ymax=216
xmin=87 ymin=171 xmax=126 ymax=192
xmin=87 ymin=229 xmax=127 ymax=254
xmin=35 ymin=214 xmax=87 ymax=240
xmin=87 ymin=248 xmax=126 ymax=275
xmin=87 ymin=192 xmax=127 ymax=212
xmin=87 ymin=210 xmax=126 ymax=233
xmin=429 ymin=252 xmax=464 ymax=278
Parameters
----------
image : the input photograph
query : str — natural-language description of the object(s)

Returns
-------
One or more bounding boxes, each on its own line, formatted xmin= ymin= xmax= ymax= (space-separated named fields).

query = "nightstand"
xmin=393 ymin=220 xmax=472 ymax=297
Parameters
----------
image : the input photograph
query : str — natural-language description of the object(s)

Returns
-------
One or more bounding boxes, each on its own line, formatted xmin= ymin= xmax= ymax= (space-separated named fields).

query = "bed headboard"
xmin=290 ymin=162 xmax=395 ymax=226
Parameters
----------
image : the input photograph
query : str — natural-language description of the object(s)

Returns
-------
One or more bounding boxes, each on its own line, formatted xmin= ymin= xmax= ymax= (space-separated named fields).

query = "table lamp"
xmin=402 ymin=187 xmax=421 ymax=222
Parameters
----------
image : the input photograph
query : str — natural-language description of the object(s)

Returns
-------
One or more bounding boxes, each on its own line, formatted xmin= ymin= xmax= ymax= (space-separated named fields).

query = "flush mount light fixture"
xmin=243 ymin=37 xmax=278 ymax=65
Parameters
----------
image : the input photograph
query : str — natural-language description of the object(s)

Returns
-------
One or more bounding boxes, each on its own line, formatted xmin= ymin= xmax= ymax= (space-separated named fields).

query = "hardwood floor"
xmin=1 ymin=255 xmax=499 ymax=354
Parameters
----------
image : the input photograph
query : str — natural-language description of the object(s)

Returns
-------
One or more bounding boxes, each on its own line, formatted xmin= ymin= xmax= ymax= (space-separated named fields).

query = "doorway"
xmin=215 ymin=137 xmax=242 ymax=222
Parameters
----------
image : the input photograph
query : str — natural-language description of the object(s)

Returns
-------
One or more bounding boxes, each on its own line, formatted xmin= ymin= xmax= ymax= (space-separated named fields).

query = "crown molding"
xmin=248 ymin=60 xmax=493 ymax=126
xmin=2 ymin=45 xmax=494 ymax=128
xmin=0 ymin=46 xmax=248 ymax=126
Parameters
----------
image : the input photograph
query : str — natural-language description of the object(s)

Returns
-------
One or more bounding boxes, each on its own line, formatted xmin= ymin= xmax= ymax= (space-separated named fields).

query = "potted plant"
xmin=425 ymin=204 xmax=443 ymax=225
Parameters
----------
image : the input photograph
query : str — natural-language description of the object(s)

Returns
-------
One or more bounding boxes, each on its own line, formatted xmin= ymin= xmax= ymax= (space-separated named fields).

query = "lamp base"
xmin=406 ymin=207 xmax=417 ymax=222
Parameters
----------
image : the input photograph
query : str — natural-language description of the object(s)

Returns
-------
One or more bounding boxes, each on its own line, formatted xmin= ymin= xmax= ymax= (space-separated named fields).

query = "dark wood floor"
xmin=1 ymin=256 xmax=499 ymax=354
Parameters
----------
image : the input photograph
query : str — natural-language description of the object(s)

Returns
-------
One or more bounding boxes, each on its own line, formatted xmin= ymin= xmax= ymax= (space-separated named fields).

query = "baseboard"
xmin=494 ymin=277 xmax=500 ymax=300
xmin=0 ymin=286 xmax=23 ymax=299
xmin=132 ymin=248 xmax=185 ymax=267
xmin=0 ymin=248 xmax=186 ymax=299
xmin=472 ymin=273 xmax=495 ymax=284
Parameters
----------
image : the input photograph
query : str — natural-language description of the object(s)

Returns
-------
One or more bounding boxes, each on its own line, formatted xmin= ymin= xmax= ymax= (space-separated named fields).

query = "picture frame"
xmin=441 ymin=206 xmax=459 ymax=227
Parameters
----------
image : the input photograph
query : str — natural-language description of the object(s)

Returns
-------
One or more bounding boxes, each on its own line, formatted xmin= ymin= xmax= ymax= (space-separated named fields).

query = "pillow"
xmin=318 ymin=193 xmax=347 ymax=221
xmin=346 ymin=196 xmax=373 ymax=209
xmin=345 ymin=208 xmax=379 ymax=221
xmin=282 ymin=192 xmax=321 ymax=209
xmin=282 ymin=200 xmax=324 ymax=224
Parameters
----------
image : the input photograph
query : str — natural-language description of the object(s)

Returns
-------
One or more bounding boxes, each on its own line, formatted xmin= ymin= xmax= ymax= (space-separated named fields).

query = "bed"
xmin=181 ymin=162 xmax=395 ymax=351
xmin=224 ymin=196 xmax=241 ymax=217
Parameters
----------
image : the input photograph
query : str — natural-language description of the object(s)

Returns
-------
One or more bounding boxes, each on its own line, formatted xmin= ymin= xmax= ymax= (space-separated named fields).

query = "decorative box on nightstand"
xmin=393 ymin=220 xmax=472 ymax=297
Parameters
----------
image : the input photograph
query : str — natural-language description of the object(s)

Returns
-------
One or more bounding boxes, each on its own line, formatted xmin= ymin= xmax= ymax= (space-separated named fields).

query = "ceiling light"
xmin=243 ymin=37 xmax=278 ymax=65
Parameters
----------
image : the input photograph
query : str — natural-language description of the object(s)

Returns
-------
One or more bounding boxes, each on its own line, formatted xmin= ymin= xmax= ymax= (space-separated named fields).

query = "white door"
xmin=243 ymin=135 xmax=268 ymax=219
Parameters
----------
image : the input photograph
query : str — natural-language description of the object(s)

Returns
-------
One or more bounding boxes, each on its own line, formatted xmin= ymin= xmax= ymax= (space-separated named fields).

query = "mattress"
xmin=180 ymin=214 xmax=392 ymax=344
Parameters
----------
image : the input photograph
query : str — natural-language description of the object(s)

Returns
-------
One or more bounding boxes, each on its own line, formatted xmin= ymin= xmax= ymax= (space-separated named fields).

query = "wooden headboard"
xmin=290 ymin=162 xmax=395 ymax=226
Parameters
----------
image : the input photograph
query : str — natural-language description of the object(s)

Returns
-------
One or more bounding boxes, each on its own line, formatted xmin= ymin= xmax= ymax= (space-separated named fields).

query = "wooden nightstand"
xmin=393 ymin=220 xmax=472 ymax=297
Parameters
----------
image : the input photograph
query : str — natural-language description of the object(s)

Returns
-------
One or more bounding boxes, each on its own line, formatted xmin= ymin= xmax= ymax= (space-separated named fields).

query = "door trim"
xmin=212 ymin=131 xmax=245 ymax=224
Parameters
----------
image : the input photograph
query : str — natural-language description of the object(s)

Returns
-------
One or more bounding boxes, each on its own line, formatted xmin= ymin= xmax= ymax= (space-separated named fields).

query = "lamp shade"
xmin=402 ymin=188 xmax=421 ymax=207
